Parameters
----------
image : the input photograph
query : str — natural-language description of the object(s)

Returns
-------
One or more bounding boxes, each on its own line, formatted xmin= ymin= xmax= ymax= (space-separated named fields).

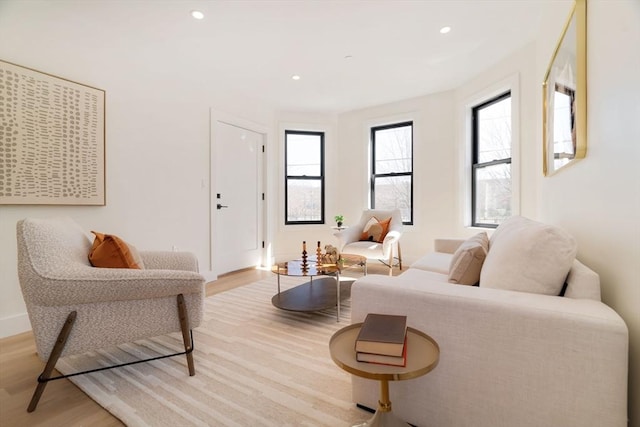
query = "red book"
xmin=356 ymin=335 xmax=408 ymax=367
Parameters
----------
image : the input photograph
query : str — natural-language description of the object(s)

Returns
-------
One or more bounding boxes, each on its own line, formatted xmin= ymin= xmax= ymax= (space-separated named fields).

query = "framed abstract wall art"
xmin=0 ymin=60 xmax=105 ymax=205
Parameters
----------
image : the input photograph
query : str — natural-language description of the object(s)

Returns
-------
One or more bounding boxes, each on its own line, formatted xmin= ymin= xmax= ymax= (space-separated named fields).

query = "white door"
xmin=212 ymin=120 xmax=264 ymax=276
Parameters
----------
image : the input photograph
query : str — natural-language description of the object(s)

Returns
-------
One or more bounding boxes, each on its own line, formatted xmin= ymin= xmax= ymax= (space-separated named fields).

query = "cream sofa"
xmin=350 ymin=216 xmax=628 ymax=427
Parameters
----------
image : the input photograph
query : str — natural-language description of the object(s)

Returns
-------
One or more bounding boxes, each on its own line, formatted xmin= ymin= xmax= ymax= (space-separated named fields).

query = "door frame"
xmin=209 ymin=109 xmax=269 ymax=280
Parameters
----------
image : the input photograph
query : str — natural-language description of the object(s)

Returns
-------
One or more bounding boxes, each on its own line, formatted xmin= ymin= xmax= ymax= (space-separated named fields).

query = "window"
xmin=285 ymin=130 xmax=324 ymax=224
xmin=552 ymin=83 xmax=576 ymax=170
xmin=371 ymin=121 xmax=413 ymax=224
xmin=471 ymin=92 xmax=512 ymax=228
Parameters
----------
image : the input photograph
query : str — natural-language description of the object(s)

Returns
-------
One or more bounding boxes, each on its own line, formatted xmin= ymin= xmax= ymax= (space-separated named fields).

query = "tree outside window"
xmin=371 ymin=122 xmax=413 ymax=224
xmin=285 ymin=130 xmax=324 ymax=224
xmin=472 ymin=92 xmax=512 ymax=227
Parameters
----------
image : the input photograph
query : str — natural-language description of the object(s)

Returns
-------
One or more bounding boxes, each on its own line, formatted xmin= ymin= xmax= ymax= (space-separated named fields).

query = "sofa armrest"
xmin=334 ymin=227 xmax=362 ymax=251
xmin=140 ymin=250 xmax=200 ymax=272
xmin=433 ymin=238 xmax=465 ymax=254
xmin=24 ymin=263 xmax=205 ymax=307
xmin=565 ymin=258 xmax=601 ymax=300
xmin=381 ymin=230 xmax=401 ymax=254
xmin=350 ymin=272 xmax=629 ymax=427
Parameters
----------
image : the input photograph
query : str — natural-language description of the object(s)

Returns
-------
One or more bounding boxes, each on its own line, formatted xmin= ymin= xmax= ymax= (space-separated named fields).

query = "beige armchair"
xmin=334 ymin=209 xmax=403 ymax=276
xmin=16 ymin=217 xmax=205 ymax=412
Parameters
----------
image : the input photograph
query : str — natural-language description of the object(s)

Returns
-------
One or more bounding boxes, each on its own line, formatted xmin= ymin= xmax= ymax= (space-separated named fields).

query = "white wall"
xmin=454 ymin=43 xmax=538 ymax=229
xmin=0 ymin=1 xmax=275 ymax=336
xmin=272 ymin=111 xmax=340 ymax=262
xmin=536 ymin=1 xmax=640 ymax=424
xmin=274 ymin=96 xmax=456 ymax=265
xmin=334 ymin=91 xmax=457 ymax=263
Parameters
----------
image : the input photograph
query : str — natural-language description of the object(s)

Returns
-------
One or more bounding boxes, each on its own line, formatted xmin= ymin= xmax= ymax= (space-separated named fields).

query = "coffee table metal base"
xmin=271 ymin=277 xmax=342 ymax=312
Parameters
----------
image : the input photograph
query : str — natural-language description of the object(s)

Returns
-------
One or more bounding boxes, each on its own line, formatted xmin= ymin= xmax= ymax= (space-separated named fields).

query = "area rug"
xmin=56 ymin=276 xmax=369 ymax=426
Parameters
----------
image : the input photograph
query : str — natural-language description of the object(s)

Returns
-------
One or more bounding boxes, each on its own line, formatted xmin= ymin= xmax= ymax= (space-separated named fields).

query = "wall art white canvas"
xmin=0 ymin=60 xmax=105 ymax=205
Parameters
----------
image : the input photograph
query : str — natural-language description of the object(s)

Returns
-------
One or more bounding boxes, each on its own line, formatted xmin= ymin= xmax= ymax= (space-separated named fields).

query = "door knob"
xmin=216 ymin=204 xmax=228 ymax=210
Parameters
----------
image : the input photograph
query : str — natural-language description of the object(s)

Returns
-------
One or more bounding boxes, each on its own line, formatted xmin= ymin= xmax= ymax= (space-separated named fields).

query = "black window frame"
xmin=284 ymin=130 xmax=325 ymax=225
xmin=471 ymin=91 xmax=512 ymax=228
xmin=370 ymin=121 xmax=414 ymax=225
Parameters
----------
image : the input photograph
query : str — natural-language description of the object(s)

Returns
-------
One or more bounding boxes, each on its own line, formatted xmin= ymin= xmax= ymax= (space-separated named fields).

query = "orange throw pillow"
xmin=88 ymin=231 xmax=143 ymax=269
xmin=359 ymin=217 xmax=392 ymax=243
xmin=377 ymin=217 xmax=391 ymax=242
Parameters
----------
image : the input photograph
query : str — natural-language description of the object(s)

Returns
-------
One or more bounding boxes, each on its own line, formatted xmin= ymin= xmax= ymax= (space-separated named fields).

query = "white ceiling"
xmin=3 ymin=0 xmax=572 ymax=114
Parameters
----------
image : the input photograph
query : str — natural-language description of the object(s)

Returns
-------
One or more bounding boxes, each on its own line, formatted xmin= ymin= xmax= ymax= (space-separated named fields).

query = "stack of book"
xmin=355 ymin=313 xmax=408 ymax=366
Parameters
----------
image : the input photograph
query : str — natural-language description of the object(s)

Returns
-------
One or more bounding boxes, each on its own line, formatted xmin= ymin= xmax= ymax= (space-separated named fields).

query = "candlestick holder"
xmin=316 ymin=241 xmax=322 ymax=264
xmin=302 ymin=252 xmax=308 ymax=267
xmin=301 ymin=240 xmax=308 ymax=264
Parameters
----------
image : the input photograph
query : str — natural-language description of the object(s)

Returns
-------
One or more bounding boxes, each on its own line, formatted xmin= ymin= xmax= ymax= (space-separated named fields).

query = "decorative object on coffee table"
xmin=323 ymin=244 xmax=339 ymax=264
xmin=301 ymin=240 xmax=308 ymax=264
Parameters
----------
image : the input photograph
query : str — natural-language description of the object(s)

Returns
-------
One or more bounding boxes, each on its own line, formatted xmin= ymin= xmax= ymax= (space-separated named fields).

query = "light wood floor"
xmin=0 ymin=263 xmax=397 ymax=426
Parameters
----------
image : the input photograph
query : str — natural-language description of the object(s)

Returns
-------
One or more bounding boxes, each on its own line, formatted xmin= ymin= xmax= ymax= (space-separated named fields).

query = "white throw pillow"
xmin=448 ymin=232 xmax=488 ymax=285
xmin=480 ymin=216 xmax=577 ymax=295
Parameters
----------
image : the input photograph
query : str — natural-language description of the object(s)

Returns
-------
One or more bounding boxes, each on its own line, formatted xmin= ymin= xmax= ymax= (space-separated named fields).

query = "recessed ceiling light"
xmin=440 ymin=26 xmax=451 ymax=34
xmin=191 ymin=10 xmax=204 ymax=20
xmin=291 ymin=75 xmax=301 ymax=80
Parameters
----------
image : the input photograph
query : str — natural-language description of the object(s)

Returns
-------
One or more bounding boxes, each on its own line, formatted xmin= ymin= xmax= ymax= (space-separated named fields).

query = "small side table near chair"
xmin=329 ymin=322 xmax=439 ymax=427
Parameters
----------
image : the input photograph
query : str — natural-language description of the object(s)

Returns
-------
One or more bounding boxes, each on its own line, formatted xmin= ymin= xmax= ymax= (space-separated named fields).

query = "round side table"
xmin=329 ymin=323 xmax=439 ymax=427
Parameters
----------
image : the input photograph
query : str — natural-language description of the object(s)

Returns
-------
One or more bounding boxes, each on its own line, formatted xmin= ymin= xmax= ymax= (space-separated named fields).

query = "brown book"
xmin=356 ymin=335 xmax=408 ymax=366
xmin=355 ymin=313 xmax=407 ymax=357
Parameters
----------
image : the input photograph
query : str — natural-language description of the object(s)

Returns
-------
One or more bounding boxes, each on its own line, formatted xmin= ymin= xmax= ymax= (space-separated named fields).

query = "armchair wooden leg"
xmin=177 ymin=294 xmax=195 ymax=376
xmin=388 ymin=251 xmax=393 ymax=276
xmin=27 ymin=311 xmax=77 ymax=412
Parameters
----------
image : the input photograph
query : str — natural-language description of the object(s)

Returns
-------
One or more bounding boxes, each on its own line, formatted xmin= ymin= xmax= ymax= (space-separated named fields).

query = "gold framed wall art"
xmin=0 ymin=60 xmax=105 ymax=205
xmin=542 ymin=0 xmax=587 ymax=176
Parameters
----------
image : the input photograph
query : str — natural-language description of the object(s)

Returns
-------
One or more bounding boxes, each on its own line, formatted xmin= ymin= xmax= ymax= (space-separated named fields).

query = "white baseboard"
xmin=0 ymin=312 xmax=31 ymax=339
xmin=201 ymin=270 xmax=217 ymax=283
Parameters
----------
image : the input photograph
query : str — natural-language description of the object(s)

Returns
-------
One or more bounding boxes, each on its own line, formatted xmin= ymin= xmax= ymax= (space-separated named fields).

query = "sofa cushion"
xmin=480 ymin=216 xmax=577 ymax=295
xmin=360 ymin=217 xmax=391 ymax=243
xmin=397 ymin=267 xmax=450 ymax=283
xmin=89 ymin=231 xmax=144 ymax=269
xmin=410 ymin=252 xmax=452 ymax=274
xmin=448 ymin=232 xmax=488 ymax=285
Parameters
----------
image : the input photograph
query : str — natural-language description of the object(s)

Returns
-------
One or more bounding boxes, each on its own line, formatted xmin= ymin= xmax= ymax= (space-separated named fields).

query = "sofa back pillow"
xmin=359 ymin=217 xmax=391 ymax=243
xmin=480 ymin=216 xmax=577 ymax=296
xmin=448 ymin=232 xmax=488 ymax=285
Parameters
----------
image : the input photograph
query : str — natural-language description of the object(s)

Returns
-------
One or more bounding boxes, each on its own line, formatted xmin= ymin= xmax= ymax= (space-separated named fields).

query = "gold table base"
xmin=353 ymin=379 xmax=410 ymax=427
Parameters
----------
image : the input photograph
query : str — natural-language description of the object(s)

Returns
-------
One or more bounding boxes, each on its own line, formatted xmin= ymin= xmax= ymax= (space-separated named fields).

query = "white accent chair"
xmin=334 ymin=209 xmax=403 ymax=276
xmin=16 ymin=217 xmax=205 ymax=412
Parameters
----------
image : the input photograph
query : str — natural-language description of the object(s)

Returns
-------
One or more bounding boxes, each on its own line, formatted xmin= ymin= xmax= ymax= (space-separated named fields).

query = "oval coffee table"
xmin=271 ymin=255 xmax=366 ymax=321
xmin=329 ymin=322 xmax=440 ymax=426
